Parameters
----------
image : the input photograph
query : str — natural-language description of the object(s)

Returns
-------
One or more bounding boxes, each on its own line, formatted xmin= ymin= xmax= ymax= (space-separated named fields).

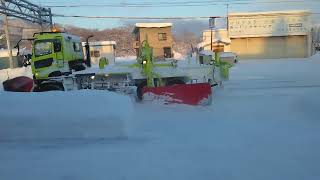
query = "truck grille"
xmin=34 ymin=58 xmax=53 ymax=69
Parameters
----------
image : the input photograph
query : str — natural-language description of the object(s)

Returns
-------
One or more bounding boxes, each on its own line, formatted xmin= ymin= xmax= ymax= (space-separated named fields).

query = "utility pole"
xmin=226 ymin=3 xmax=229 ymax=32
xmin=2 ymin=13 xmax=14 ymax=68
xmin=209 ymin=17 xmax=215 ymax=51
xmin=210 ymin=26 xmax=213 ymax=51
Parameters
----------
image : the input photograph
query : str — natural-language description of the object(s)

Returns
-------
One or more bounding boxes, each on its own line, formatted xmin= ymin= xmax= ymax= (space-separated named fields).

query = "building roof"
xmin=82 ymin=41 xmax=116 ymax=46
xmin=133 ymin=23 xmax=172 ymax=34
xmin=228 ymin=10 xmax=311 ymax=17
xmin=199 ymin=50 xmax=214 ymax=56
xmin=135 ymin=23 xmax=172 ymax=28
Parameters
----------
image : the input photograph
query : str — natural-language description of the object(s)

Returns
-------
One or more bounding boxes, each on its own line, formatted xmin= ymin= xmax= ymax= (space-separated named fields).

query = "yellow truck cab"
xmin=32 ymin=32 xmax=85 ymax=81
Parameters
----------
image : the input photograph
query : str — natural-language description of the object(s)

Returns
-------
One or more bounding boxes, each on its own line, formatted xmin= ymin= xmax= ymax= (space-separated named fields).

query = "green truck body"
xmin=31 ymin=32 xmax=85 ymax=80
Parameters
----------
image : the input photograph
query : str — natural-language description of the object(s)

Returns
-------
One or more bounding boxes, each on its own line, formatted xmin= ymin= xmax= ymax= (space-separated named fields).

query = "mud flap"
xmin=3 ymin=76 xmax=34 ymax=92
xmin=142 ymin=83 xmax=212 ymax=106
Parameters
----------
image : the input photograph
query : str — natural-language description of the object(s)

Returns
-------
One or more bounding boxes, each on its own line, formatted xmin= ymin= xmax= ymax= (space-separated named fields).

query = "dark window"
xmin=34 ymin=41 xmax=53 ymax=57
xmin=34 ymin=58 xmax=53 ymax=69
xmin=34 ymin=39 xmax=61 ymax=57
xmin=163 ymin=47 xmax=172 ymax=58
xmin=158 ymin=33 xmax=167 ymax=41
xmin=73 ymin=42 xmax=81 ymax=52
xmin=53 ymin=40 xmax=61 ymax=52
xmin=90 ymin=50 xmax=100 ymax=58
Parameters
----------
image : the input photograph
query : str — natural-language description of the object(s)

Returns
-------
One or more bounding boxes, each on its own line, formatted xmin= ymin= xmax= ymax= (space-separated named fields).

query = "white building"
xmin=83 ymin=41 xmax=116 ymax=65
xmin=228 ymin=10 xmax=313 ymax=59
xmin=198 ymin=10 xmax=314 ymax=59
xmin=198 ymin=29 xmax=231 ymax=52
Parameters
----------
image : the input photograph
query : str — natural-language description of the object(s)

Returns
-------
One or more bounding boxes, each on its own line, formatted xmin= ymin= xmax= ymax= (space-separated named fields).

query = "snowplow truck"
xmin=32 ymin=32 xmax=85 ymax=85
xmin=10 ymin=31 xmax=214 ymax=105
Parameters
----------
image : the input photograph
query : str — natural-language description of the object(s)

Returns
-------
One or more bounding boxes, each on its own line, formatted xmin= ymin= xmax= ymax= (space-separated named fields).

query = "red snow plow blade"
xmin=142 ymin=83 xmax=212 ymax=106
xmin=3 ymin=76 xmax=34 ymax=92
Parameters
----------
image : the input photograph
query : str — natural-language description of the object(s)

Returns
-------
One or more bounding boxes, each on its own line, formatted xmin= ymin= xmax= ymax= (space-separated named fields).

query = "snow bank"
xmin=115 ymin=56 xmax=137 ymax=63
xmin=0 ymin=67 xmax=32 ymax=90
xmin=0 ymin=90 xmax=133 ymax=140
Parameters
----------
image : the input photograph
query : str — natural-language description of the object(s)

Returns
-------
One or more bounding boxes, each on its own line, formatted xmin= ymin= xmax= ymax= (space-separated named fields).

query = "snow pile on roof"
xmin=135 ymin=23 xmax=172 ymax=28
xmin=82 ymin=41 xmax=116 ymax=46
xmin=0 ymin=90 xmax=133 ymax=140
xmin=199 ymin=50 xmax=214 ymax=56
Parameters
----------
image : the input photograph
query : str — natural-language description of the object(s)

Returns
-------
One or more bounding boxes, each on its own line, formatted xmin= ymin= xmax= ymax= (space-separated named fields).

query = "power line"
xmin=53 ymin=15 xmax=219 ymax=19
xmin=44 ymin=0 xmax=320 ymax=8
xmin=53 ymin=13 xmax=320 ymax=20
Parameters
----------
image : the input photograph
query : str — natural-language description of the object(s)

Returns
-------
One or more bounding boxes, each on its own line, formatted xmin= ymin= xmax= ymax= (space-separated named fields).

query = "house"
xmin=133 ymin=23 xmax=174 ymax=59
xmin=197 ymin=29 xmax=231 ymax=53
xmin=0 ymin=49 xmax=20 ymax=69
xmin=228 ymin=10 xmax=313 ymax=59
xmin=82 ymin=41 xmax=116 ymax=65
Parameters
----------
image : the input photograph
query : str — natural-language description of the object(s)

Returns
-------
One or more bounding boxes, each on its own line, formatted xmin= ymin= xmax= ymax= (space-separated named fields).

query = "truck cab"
xmin=32 ymin=32 xmax=85 ymax=81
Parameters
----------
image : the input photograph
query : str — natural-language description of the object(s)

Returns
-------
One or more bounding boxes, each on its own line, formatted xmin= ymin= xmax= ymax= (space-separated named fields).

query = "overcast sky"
xmin=25 ymin=0 xmax=320 ymax=29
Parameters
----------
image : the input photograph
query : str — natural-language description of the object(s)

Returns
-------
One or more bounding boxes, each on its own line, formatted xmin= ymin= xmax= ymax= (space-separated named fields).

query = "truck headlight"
xmin=142 ymin=60 xmax=147 ymax=65
xmin=90 ymin=76 xmax=95 ymax=80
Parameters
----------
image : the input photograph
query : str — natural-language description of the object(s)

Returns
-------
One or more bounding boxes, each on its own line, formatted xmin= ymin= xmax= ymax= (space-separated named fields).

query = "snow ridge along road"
xmin=0 ymin=90 xmax=133 ymax=140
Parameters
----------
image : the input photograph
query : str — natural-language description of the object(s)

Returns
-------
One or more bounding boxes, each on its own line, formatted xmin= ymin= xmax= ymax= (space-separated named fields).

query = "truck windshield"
xmin=34 ymin=40 xmax=53 ymax=57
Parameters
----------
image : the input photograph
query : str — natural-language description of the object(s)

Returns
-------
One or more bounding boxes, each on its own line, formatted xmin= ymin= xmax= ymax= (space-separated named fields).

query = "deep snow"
xmin=0 ymin=54 xmax=320 ymax=180
xmin=0 ymin=90 xmax=133 ymax=140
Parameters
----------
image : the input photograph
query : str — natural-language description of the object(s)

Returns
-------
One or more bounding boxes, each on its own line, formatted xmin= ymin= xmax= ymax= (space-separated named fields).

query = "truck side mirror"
xmin=22 ymin=54 xmax=32 ymax=67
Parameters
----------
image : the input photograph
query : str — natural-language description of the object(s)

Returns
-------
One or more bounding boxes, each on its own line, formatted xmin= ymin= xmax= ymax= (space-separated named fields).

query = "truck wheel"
xmin=166 ymin=79 xmax=185 ymax=86
xmin=136 ymin=81 xmax=147 ymax=101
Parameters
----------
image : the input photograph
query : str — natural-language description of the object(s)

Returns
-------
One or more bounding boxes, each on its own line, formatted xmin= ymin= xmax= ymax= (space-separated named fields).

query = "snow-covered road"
xmin=1 ymin=56 xmax=320 ymax=180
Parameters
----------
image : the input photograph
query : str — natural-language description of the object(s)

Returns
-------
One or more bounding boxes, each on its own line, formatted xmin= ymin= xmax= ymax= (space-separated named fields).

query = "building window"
xmin=90 ymin=50 xmax=100 ymax=58
xmin=73 ymin=42 xmax=81 ymax=52
xmin=158 ymin=33 xmax=167 ymax=41
xmin=163 ymin=47 xmax=172 ymax=58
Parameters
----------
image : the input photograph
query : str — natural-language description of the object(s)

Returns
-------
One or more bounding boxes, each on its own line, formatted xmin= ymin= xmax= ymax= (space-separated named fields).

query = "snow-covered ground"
xmin=0 ymin=90 xmax=133 ymax=140
xmin=0 ymin=66 xmax=32 ymax=90
xmin=1 ymin=54 xmax=320 ymax=180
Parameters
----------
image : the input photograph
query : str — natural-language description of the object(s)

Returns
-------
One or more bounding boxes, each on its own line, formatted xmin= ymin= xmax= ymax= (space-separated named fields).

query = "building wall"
xmin=228 ymin=10 xmax=312 ymax=59
xmin=0 ymin=49 xmax=21 ymax=69
xmin=138 ymin=27 xmax=173 ymax=58
xmin=201 ymin=29 xmax=231 ymax=52
xmin=202 ymin=44 xmax=231 ymax=52
xmin=83 ymin=44 xmax=116 ymax=65
xmin=231 ymin=35 xmax=308 ymax=59
xmin=228 ymin=11 xmax=311 ymax=38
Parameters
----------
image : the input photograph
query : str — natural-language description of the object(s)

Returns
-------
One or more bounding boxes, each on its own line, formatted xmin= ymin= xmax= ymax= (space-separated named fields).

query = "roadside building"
xmin=198 ymin=10 xmax=314 ymax=59
xmin=0 ymin=49 xmax=19 ymax=69
xmin=228 ymin=10 xmax=313 ymax=59
xmin=133 ymin=23 xmax=174 ymax=59
xmin=198 ymin=29 xmax=231 ymax=53
xmin=83 ymin=41 xmax=116 ymax=65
